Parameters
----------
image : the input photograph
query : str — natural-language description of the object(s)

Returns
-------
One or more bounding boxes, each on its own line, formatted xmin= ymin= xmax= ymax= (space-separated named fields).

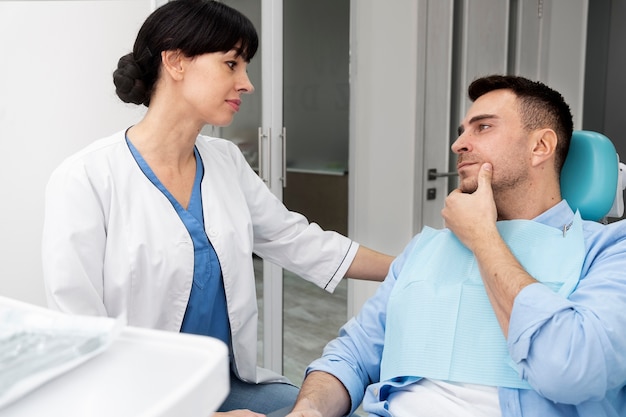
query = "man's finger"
xmin=477 ymin=162 xmax=493 ymax=190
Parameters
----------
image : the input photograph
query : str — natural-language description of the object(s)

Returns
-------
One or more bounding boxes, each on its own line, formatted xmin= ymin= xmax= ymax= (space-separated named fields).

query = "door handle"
xmin=258 ymin=127 xmax=271 ymax=185
xmin=280 ymin=127 xmax=287 ymax=188
xmin=427 ymin=168 xmax=458 ymax=181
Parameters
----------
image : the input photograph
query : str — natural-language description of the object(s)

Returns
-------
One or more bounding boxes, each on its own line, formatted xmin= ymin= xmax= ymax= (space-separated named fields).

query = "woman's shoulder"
xmin=58 ymin=131 xmax=127 ymax=165
xmin=195 ymin=134 xmax=239 ymax=152
xmin=50 ymin=130 xmax=129 ymax=179
xmin=194 ymin=134 xmax=249 ymax=165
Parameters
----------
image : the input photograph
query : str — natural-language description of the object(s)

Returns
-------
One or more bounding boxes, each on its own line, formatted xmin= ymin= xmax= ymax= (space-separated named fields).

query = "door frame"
xmin=260 ymin=0 xmax=285 ymax=375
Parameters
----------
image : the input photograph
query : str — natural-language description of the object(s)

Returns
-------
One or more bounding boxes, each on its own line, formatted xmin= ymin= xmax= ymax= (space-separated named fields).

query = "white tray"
xmin=1 ymin=299 xmax=229 ymax=417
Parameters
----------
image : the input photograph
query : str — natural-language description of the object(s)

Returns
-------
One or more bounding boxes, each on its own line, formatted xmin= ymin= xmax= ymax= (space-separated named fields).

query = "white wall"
xmin=0 ymin=1 xmax=151 ymax=306
xmin=514 ymin=0 xmax=588 ymax=129
xmin=347 ymin=0 xmax=421 ymax=315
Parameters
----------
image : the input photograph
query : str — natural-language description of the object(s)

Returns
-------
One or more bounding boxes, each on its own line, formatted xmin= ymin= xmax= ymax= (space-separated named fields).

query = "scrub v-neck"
xmin=125 ymin=137 xmax=231 ymax=346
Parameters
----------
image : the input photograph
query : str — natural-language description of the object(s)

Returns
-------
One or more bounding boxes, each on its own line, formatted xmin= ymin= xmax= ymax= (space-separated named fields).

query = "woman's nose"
xmin=238 ymin=72 xmax=255 ymax=94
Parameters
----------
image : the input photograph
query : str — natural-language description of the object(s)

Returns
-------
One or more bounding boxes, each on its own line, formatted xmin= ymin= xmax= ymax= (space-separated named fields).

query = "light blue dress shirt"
xmin=307 ymin=201 xmax=626 ymax=417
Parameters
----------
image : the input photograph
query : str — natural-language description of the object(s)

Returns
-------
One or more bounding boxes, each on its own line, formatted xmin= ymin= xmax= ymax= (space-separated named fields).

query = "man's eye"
xmin=478 ymin=124 xmax=490 ymax=131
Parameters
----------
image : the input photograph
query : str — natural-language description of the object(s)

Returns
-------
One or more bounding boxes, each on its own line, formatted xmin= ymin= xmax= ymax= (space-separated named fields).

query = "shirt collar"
xmin=531 ymin=200 xmax=576 ymax=229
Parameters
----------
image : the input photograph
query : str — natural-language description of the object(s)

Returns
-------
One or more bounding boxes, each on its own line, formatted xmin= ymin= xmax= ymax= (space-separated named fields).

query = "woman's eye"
xmin=226 ymin=61 xmax=236 ymax=70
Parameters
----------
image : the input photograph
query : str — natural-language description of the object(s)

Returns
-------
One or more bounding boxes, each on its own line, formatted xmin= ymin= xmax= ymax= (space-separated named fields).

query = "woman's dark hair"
xmin=113 ymin=0 xmax=258 ymax=106
xmin=468 ymin=75 xmax=574 ymax=175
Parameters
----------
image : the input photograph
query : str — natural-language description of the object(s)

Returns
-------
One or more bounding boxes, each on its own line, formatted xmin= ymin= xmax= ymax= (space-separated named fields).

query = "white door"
xmin=348 ymin=0 xmax=456 ymax=316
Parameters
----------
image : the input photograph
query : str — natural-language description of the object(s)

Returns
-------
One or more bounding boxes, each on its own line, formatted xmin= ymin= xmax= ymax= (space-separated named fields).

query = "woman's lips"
xmin=226 ymin=99 xmax=241 ymax=112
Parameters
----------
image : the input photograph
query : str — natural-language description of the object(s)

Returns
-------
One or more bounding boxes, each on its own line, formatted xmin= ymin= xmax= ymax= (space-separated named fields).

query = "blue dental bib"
xmin=380 ymin=212 xmax=585 ymax=389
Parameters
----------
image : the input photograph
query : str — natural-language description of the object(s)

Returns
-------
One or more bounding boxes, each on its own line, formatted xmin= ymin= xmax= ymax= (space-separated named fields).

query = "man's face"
xmin=452 ymin=89 xmax=531 ymax=194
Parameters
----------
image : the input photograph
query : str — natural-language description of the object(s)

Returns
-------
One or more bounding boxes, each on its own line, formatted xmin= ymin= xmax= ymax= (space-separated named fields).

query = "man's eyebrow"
xmin=457 ymin=114 xmax=498 ymax=136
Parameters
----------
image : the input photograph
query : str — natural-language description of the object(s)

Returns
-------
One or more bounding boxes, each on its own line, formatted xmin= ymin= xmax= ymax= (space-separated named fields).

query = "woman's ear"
xmin=530 ymin=128 xmax=558 ymax=167
xmin=161 ymin=50 xmax=186 ymax=81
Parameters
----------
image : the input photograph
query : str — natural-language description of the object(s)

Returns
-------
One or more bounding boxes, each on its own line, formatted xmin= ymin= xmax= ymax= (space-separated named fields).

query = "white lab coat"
xmin=42 ymin=130 xmax=358 ymax=383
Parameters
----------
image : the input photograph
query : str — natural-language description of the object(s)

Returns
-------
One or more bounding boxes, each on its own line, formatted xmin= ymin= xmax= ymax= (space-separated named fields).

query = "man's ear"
xmin=530 ymin=128 xmax=558 ymax=167
xmin=161 ymin=50 xmax=186 ymax=81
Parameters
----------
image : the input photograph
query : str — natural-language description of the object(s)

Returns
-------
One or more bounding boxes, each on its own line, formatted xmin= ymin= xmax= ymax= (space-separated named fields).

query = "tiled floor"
xmin=254 ymin=257 xmax=348 ymax=385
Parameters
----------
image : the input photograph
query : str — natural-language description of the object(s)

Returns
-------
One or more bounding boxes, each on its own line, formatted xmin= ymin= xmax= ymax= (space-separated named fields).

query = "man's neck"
xmin=495 ymin=183 xmax=562 ymax=221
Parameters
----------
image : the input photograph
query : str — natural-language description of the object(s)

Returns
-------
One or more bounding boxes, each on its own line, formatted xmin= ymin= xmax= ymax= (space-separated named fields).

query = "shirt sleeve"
xmin=305 ymin=236 xmax=420 ymax=413
xmin=507 ymin=221 xmax=626 ymax=404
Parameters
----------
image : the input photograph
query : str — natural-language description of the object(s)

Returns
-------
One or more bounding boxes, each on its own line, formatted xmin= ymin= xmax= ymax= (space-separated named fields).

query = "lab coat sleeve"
xmin=42 ymin=158 xmax=108 ymax=317
xmin=508 ymin=220 xmax=626 ymax=404
xmin=229 ymin=143 xmax=357 ymax=292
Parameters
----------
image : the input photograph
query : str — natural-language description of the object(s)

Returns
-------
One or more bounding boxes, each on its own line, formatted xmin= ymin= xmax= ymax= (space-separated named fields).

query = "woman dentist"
xmin=41 ymin=1 xmax=393 ymax=416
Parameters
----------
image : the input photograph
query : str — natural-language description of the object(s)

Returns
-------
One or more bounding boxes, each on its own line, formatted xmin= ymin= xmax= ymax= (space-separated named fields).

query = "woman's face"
xmin=178 ymin=47 xmax=255 ymax=127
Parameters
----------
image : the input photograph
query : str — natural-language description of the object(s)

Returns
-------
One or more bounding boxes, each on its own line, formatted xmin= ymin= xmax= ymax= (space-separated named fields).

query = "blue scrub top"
xmin=126 ymin=138 xmax=231 ymax=347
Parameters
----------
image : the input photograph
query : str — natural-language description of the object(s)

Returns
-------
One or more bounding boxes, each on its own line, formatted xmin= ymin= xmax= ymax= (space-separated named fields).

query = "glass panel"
xmin=212 ymin=0 xmax=262 ymax=172
xmin=283 ymin=0 xmax=349 ymax=174
xmin=216 ymin=0 xmax=351 ymax=382
xmin=215 ymin=0 xmax=264 ymax=368
xmin=282 ymin=0 xmax=350 ymax=386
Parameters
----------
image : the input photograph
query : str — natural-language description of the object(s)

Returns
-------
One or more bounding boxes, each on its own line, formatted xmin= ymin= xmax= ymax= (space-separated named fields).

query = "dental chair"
xmin=560 ymin=130 xmax=626 ymax=222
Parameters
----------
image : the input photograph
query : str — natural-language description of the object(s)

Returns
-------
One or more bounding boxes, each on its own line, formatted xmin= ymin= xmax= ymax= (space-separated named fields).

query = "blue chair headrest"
xmin=560 ymin=130 xmax=618 ymax=221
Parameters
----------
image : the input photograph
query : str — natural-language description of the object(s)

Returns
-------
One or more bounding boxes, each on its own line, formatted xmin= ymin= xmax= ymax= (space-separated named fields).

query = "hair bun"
xmin=113 ymin=53 xmax=149 ymax=106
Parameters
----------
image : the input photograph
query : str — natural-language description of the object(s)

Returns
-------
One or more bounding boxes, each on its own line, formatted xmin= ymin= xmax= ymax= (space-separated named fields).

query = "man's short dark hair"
xmin=468 ymin=75 xmax=574 ymax=175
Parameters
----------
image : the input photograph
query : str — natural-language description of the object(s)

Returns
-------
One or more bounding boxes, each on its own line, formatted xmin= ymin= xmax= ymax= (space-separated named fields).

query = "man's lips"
xmin=457 ymin=160 xmax=478 ymax=171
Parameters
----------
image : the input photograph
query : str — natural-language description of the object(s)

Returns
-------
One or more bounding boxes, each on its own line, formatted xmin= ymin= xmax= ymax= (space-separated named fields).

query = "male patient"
xmin=286 ymin=75 xmax=626 ymax=417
